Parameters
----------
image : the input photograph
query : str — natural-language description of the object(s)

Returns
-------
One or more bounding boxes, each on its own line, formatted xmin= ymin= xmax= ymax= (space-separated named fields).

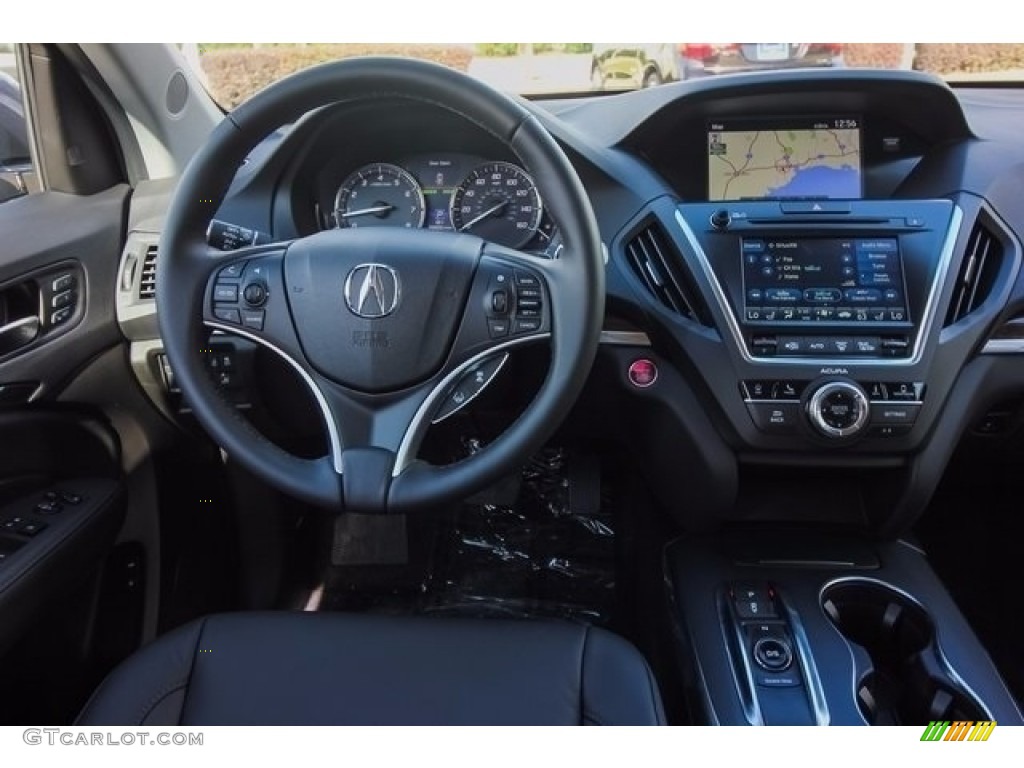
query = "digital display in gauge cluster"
xmin=329 ymin=153 xmax=559 ymax=254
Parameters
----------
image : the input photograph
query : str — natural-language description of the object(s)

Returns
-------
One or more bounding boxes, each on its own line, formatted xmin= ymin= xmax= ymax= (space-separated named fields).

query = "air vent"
xmin=138 ymin=246 xmax=158 ymax=299
xmin=945 ymin=222 xmax=1003 ymax=326
xmin=625 ymin=223 xmax=709 ymax=324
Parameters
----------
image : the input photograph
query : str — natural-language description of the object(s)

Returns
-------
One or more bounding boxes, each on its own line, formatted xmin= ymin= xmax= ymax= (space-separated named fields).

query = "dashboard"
xmin=118 ymin=68 xmax=1024 ymax=534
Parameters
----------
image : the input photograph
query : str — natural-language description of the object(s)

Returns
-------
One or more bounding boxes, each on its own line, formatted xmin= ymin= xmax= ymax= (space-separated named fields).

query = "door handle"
xmin=0 ymin=316 xmax=40 ymax=356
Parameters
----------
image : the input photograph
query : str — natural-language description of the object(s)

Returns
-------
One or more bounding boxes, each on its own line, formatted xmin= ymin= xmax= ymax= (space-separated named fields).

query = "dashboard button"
xmin=778 ymin=337 xmax=804 ymax=355
xmin=887 ymin=382 xmax=921 ymax=401
xmin=780 ymin=201 xmax=850 ymax=214
xmin=742 ymin=380 xmax=772 ymax=399
xmin=773 ymin=381 xmax=802 ymax=400
xmin=870 ymin=424 xmax=912 ymax=438
xmin=627 ymin=359 xmax=658 ymax=388
xmin=214 ymin=307 xmax=241 ymax=324
xmin=746 ymin=402 xmax=800 ymax=434
xmin=753 ymin=637 xmax=793 ymax=671
xmin=866 ymin=382 xmax=889 ymax=401
xmin=871 ymin=403 xmax=920 ymax=424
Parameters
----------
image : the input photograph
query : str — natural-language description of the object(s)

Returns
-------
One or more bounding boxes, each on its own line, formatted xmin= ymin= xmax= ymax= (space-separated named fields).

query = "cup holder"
xmin=821 ymin=580 xmax=988 ymax=725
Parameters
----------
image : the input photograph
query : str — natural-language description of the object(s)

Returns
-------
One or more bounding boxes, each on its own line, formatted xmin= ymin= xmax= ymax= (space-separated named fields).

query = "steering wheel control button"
xmin=746 ymin=402 xmax=800 ymax=435
xmin=807 ymin=381 xmax=870 ymax=439
xmin=513 ymin=318 xmax=541 ymax=334
xmin=627 ymin=359 xmax=658 ymax=388
xmin=218 ymin=261 xmax=247 ymax=279
xmin=242 ymin=281 xmax=268 ymax=307
xmin=514 ymin=270 xmax=539 ymax=287
xmin=490 ymin=290 xmax=508 ymax=314
xmin=214 ymin=283 xmax=239 ymax=303
xmin=240 ymin=309 xmax=265 ymax=331
xmin=432 ymin=353 xmax=509 ymax=423
xmin=753 ymin=637 xmax=794 ymax=672
xmin=487 ymin=319 xmax=510 ymax=338
xmin=213 ymin=307 xmax=241 ymax=324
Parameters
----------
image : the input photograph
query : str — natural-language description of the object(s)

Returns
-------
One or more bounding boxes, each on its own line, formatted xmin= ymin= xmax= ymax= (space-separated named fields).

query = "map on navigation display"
xmin=707 ymin=118 xmax=862 ymax=201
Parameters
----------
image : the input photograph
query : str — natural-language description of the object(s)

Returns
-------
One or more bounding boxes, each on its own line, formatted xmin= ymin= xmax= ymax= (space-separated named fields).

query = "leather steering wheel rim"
xmin=156 ymin=57 xmax=605 ymax=513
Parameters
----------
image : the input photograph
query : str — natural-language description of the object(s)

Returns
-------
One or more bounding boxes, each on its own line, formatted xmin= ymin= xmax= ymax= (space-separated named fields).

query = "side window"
xmin=0 ymin=44 xmax=31 ymax=204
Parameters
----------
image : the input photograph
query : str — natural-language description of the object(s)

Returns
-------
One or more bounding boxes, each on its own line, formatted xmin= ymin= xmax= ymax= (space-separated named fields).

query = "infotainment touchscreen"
xmin=741 ymin=238 xmax=909 ymax=324
xmin=708 ymin=118 xmax=862 ymax=201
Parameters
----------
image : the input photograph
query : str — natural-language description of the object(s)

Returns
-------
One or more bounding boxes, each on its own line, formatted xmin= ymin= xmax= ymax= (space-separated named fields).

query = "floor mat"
xmin=425 ymin=447 xmax=617 ymax=624
xmin=320 ymin=446 xmax=618 ymax=626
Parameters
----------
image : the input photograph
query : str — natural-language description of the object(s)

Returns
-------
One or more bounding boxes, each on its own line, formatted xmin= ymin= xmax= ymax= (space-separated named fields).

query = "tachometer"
xmin=449 ymin=162 xmax=543 ymax=248
xmin=333 ymin=163 xmax=425 ymax=229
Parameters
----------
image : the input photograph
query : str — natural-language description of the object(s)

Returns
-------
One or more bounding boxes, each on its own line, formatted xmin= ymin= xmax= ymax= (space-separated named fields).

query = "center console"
xmin=665 ymin=532 xmax=1024 ymax=726
xmin=674 ymin=199 xmax=963 ymax=451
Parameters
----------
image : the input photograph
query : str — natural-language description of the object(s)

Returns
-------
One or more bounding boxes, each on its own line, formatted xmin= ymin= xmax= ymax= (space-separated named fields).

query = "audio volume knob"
xmin=807 ymin=381 xmax=869 ymax=439
xmin=710 ymin=209 xmax=732 ymax=231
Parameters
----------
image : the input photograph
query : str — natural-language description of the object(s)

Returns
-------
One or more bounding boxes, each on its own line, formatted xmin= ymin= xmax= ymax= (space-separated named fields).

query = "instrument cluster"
xmin=316 ymin=153 xmax=561 ymax=256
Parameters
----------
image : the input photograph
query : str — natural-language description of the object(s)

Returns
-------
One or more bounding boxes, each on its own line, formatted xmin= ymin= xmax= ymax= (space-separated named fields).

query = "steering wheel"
xmin=157 ymin=57 xmax=605 ymax=514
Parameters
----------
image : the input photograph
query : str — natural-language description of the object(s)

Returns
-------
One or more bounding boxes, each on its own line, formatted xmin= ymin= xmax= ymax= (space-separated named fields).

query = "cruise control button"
xmin=491 ymin=290 xmax=508 ymax=314
xmin=516 ymin=298 xmax=542 ymax=311
xmin=513 ymin=318 xmax=542 ymax=334
xmin=514 ymin=270 xmax=539 ymax=287
xmin=214 ymin=307 xmax=241 ymax=324
xmin=517 ymin=286 xmax=542 ymax=300
xmin=240 ymin=309 xmax=265 ymax=331
xmin=487 ymin=319 xmax=509 ymax=338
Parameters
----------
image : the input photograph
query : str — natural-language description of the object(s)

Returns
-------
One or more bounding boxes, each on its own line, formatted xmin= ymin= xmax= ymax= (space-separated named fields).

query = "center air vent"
xmin=945 ymin=222 xmax=1003 ymax=326
xmin=624 ymin=223 xmax=709 ymax=324
xmin=138 ymin=246 xmax=158 ymax=299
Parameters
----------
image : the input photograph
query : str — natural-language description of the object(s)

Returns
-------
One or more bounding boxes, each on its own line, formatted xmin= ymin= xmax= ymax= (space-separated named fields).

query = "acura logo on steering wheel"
xmin=343 ymin=263 xmax=401 ymax=319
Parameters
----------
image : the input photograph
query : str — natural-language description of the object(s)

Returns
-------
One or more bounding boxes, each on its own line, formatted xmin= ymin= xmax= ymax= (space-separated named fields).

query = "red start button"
xmin=628 ymin=359 xmax=658 ymax=388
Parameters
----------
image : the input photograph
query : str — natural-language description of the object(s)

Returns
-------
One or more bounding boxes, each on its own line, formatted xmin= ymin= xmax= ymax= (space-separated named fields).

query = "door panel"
xmin=0 ymin=185 xmax=128 ymax=400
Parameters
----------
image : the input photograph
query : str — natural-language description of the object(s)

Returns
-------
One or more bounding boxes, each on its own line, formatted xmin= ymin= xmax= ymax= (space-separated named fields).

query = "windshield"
xmin=188 ymin=43 xmax=1024 ymax=109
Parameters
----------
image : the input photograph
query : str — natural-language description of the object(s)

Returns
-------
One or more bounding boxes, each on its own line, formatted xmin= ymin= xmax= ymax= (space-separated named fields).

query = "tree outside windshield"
xmin=192 ymin=43 xmax=1024 ymax=109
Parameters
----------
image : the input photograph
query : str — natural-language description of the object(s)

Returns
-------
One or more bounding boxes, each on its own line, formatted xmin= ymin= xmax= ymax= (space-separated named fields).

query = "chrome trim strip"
xmin=392 ymin=333 xmax=551 ymax=475
xmin=204 ymin=320 xmax=345 ymax=472
xmin=599 ymin=330 xmax=652 ymax=346
xmin=779 ymin=595 xmax=831 ymax=726
xmin=673 ymin=205 xmax=964 ymax=367
xmin=819 ymin=575 xmax=997 ymax=722
xmin=718 ymin=591 xmax=764 ymax=726
xmin=982 ymin=338 xmax=1024 ymax=354
xmin=430 ymin=352 xmax=509 ymax=425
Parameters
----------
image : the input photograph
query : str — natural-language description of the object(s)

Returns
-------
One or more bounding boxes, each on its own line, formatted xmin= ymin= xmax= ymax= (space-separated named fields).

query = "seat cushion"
xmin=76 ymin=612 xmax=666 ymax=725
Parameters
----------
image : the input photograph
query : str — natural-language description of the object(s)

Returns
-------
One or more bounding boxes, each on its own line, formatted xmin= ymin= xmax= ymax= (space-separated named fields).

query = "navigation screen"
xmin=742 ymin=237 xmax=909 ymax=324
xmin=708 ymin=117 xmax=862 ymax=201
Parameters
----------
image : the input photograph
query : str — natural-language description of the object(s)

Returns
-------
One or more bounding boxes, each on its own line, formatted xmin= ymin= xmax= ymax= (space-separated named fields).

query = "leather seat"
xmin=77 ymin=612 xmax=666 ymax=725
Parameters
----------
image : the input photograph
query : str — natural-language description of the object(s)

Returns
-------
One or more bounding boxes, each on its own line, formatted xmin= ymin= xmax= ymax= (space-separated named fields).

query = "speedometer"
xmin=449 ymin=162 xmax=543 ymax=249
xmin=333 ymin=163 xmax=425 ymax=230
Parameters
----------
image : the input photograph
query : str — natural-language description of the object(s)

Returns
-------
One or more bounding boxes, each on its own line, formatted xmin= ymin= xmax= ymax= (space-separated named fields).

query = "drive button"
xmin=746 ymin=402 xmax=800 ymax=435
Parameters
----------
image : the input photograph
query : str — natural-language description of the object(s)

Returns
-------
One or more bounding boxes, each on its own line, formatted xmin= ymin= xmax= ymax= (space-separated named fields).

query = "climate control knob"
xmin=807 ymin=381 xmax=869 ymax=439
